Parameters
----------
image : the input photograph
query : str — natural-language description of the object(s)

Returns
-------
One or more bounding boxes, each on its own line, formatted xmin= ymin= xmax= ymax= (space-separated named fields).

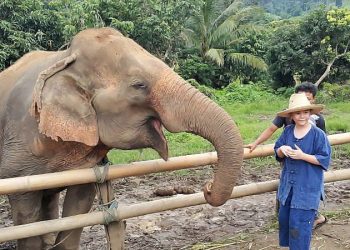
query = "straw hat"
xmin=277 ymin=93 xmax=324 ymax=117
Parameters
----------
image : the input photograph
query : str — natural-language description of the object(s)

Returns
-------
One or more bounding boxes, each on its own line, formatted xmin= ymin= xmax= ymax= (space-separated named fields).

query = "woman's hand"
xmin=288 ymin=144 xmax=305 ymax=160
xmin=279 ymin=145 xmax=293 ymax=157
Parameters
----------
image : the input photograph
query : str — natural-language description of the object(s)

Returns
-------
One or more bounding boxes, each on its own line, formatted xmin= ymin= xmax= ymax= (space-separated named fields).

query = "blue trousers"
xmin=279 ymin=190 xmax=316 ymax=250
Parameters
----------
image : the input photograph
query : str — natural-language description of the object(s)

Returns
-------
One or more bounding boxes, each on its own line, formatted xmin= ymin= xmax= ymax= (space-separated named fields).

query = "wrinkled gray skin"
xmin=0 ymin=28 xmax=243 ymax=250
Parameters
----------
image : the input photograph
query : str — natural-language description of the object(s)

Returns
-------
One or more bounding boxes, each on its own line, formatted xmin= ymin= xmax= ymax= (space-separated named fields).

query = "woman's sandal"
xmin=314 ymin=216 xmax=328 ymax=230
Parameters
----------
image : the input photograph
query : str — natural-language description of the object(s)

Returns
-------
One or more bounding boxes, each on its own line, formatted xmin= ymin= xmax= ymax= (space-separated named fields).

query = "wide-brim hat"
xmin=277 ymin=93 xmax=324 ymax=117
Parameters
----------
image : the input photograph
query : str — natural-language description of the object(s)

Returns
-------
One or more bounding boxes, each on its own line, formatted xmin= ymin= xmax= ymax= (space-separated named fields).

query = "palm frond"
xmin=227 ymin=24 xmax=260 ymax=45
xmin=227 ymin=53 xmax=268 ymax=71
xmin=231 ymin=6 xmax=265 ymax=24
xmin=210 ymin=16 xmax=239 ymax=47
xmin=213 ymin=23 xmax=260 ymax=48
xmin=212 ymin=0 xmax=245 ymax=28
xmin=205 ymin=48 xmax=225 ymax=66
xmin=180 ymin=28 xmax=199 ymax=48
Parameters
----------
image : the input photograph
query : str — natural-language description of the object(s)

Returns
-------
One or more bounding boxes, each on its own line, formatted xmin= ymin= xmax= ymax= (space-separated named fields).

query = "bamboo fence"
xmin=0 ymin=168 xmax=349 ymax=242
xmin=0 ymin=132 xmax=349 ymax=243
xmin=0 ymin=133 xmax=349 ymax=195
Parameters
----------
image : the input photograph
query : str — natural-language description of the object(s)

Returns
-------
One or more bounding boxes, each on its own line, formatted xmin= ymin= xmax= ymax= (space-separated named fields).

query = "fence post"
xmin=96 ymin=180 xmax=126 ymax=250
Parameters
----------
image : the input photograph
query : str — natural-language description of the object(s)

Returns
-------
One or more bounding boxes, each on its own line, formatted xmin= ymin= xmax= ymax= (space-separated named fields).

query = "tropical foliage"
xmin=248 ymin=0 xmax=346 ymax=18
xmin=0 ymin=0 xmax=349 ymax=90
xmin=183 ymin=0 xmax=268 ymax=70
xmin=267 ymin=6 xmax=350 ymax=87
xmin=0 ymin=0 xmax=58 ymax=69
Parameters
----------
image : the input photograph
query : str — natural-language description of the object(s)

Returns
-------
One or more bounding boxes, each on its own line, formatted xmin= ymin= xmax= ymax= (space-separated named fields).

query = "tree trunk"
xmin=315 ymin=60 xmax=334 ymax=87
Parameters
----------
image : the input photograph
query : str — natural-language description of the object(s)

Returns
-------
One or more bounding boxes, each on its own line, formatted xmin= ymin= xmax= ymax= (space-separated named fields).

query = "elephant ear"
xmin=31 ymin=54 xmax=99 ymax=146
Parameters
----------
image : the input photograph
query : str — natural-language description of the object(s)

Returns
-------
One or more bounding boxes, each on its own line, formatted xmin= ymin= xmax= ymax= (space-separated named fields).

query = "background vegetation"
xmin=1 ymin=0 xmax=349 ymax=163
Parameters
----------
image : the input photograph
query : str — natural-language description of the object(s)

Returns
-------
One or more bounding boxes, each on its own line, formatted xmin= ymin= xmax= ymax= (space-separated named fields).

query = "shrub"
xmin=318 ymin=82 xmax=350 ymax=103
xmin=187 ymin=79 xmax=218 ymax=101
xmin=176 ymin=53 xmax=234 ymax=88
xmin=218 ymin=80 xmax=277 ymax=104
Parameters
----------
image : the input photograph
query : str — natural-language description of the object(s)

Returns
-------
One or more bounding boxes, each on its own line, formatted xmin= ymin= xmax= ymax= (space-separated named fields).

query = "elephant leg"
xmin=41 ymin=192 xmax=60 ymax=249
xmin=53 ymin=184 xmax=96 ymax=250
xmin=8 ymin=191 xmax=44 ymax=250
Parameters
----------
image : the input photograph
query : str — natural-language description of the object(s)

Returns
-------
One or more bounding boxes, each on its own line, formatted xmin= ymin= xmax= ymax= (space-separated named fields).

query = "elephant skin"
xmin=0 ymin=28 xmax=243 ymax=250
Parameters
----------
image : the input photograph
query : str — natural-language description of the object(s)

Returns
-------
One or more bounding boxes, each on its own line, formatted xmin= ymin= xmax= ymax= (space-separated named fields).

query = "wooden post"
xmin=96 ymin=181 xmax=125 ymax=250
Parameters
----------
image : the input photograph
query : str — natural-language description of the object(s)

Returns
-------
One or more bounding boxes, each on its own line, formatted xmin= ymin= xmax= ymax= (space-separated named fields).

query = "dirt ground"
xmin=0 ymin=157 xmax=349 ymax=250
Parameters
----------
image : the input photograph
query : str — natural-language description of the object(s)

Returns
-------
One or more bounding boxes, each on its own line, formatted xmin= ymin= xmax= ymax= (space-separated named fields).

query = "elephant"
xmin=0 ymin=27 xmax=243 ymax=249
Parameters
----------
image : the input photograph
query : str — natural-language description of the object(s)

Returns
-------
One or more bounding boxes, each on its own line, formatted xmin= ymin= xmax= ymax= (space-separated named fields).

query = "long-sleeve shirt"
xmin=274 ymin=125 xmax=331 ymax=210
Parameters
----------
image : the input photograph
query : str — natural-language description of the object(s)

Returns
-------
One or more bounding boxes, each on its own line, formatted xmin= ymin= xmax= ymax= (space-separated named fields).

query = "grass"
xmin=182 ymin=233 xmax=251 ymax=250
xmin=323 ymin=208 xmax=350 ymax=221
xmin=325 ymin=102 xmax=350 ymax=134
xmin=108 ymin=90 xmax=350 ymax=164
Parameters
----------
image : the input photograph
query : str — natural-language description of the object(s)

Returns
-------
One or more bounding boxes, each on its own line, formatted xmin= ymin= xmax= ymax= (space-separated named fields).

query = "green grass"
xmin=108 ymin=90 xmax=350 ymax=164
xmin=325 ymin=102 xmax=350 ymax=134
xmin=323 ymin=208 xmax=350 ymax=221
xmin=185 ymin=233 xmax=251 ymax=250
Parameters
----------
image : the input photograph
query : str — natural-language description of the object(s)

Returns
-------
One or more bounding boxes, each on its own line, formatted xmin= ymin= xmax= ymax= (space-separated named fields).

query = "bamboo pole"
xmin=0 ymin=133 xmax=349 ymax=195
xmin=1 ymin=168 xmax=350 ymax=242
xmin=96 ymin=181 xmax=126 ymax=250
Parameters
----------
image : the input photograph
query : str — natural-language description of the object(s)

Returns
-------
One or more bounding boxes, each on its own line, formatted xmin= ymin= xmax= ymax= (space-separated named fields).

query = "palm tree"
xmin=183 ymin=0 xmax=267 ymax=71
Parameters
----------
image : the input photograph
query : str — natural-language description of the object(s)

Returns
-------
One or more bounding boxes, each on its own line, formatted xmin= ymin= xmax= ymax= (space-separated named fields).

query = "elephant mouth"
xmin=149 ymin=118 xmax=168 ymax=161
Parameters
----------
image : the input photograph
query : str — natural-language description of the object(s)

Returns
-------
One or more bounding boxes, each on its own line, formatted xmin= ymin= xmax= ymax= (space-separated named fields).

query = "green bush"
xmin=218 ymin=80 xmax=277 ymax=104
xmin=275 ymin=86 xmax=295 ymax=98
xmin=176 ymin=53 xmax=234 ymax=88
xmin=187 ymin=79 xmax=218 ymax=101
xmin=318 ymin=82 xmax=350 ymax=103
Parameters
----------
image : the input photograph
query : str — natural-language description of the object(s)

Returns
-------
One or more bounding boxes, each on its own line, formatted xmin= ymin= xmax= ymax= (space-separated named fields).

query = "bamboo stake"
xmin=0 ymin=133 xmax=349 ymax=195
xmin=96 ymin=181 xmax=125 ymax=250
xmin=1 ymin=168 xmax=349 ymax=242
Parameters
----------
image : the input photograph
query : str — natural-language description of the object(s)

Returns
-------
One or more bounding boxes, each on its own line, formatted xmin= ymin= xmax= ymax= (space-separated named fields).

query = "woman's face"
xmin=291 ymin=110 xmax=311 ymax=126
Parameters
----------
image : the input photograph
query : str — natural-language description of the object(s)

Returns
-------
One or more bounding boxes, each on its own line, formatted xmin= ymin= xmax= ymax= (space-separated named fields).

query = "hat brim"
xmin=277 ymin=104 xmax=324 ymax=117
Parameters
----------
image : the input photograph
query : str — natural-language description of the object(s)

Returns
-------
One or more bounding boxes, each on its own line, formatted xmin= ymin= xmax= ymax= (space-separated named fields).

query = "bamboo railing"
xmin=0 ymin=132 xmax=349 ymax=243
xmin=0 ymin=133 xmax=349 ymax=195
xmin=1 ymin=168 xmax=350 ymax=242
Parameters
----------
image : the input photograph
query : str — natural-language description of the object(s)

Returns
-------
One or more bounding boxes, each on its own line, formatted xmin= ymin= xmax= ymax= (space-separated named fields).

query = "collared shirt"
xmin=274 ymin=125 xmax=331 ymax=210
xmin=272 ymin=113 xmax=326 ymax=133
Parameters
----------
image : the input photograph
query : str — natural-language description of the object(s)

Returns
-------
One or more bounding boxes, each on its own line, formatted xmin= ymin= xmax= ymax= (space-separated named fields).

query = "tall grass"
xmin=108 ymin=84 xmax=350 ymax=164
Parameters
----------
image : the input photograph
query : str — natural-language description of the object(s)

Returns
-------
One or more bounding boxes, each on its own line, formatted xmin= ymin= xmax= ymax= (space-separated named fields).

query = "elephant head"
xmin=31 ymin=28 xmax=243 ymax=206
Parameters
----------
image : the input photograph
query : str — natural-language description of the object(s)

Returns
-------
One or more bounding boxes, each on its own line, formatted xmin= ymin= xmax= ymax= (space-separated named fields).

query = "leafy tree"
xmin=267 ymin=6 xmax=350 ymax=87
xmin=176 ymin=51 xmax=234 ymax=88
xmin=0 ymin=0 xmax=59 ymax=69
xmin=315 ymin=7 xmax=350 ymax=86
xmin=98 ymin=0 xmax=201 ymax=62
xmin=183 ymin=0 xmax=268 ymax=73
xmin=249 ymin=0 xmax=345 ymax=17
xmin=48 ymin=0 xmax=105 ymax=44
xmin=0 ymin=0 xmax=199 ymax=70
xmin=266 ymin=19 xmax=303 ymax=86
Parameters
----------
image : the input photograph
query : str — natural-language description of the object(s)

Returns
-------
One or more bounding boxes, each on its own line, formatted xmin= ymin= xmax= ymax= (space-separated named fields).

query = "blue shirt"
xmin=274 ymin=125 xmax=331 ymax=210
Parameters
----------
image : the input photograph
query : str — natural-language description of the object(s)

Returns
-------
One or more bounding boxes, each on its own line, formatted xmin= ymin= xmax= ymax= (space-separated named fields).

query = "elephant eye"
xmin=132 ymin=82 xmax=147 ymax=90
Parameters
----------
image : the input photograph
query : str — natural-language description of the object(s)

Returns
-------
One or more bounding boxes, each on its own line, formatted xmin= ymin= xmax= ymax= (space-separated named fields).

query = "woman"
xmin=274 ymin=93 xmax=331 ymax=249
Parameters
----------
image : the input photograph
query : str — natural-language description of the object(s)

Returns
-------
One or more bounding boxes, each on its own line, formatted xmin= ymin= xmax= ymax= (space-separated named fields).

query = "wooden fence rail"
xmin=0 ymin=132 xmax=349 ymax=243
xmin=1 ymin=168 xmax=350 ymax=242
xmin=0 ymin=133 xmax=349 ymax=195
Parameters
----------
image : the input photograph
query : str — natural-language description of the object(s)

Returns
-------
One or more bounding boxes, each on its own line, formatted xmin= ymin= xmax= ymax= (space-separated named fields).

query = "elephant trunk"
xmin=151 ymin=73 xmax=243 ymax=207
